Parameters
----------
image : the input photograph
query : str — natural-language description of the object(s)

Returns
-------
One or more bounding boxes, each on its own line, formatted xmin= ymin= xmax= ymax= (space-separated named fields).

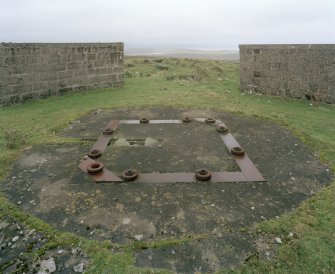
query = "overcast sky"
xmin=1 ymin=0 xmax=335 ymax=50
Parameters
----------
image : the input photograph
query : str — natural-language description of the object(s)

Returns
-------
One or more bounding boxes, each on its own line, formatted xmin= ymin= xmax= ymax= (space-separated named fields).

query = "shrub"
xmin=4 ymin=129 xmax=26 ymax=150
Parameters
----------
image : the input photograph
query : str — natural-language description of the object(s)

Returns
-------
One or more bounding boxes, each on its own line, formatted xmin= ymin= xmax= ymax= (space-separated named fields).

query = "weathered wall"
xmin=239 ymin=44 xmax=335 ymax=104
xmin=0 ymin=43 xmax=124 ymax=105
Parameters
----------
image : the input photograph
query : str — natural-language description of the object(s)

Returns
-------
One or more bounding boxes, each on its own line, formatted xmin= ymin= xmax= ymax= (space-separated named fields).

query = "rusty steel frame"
xmin=78 ymin=118 xmax=265 ymax=183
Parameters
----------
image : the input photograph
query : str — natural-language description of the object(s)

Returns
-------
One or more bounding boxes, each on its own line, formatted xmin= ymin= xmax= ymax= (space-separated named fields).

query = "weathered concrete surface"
xmin=0 ymin=215 xmax=89 ymax=273
xmin=2 ymin=107 xmax=333 ymax=272
xmin=240 ymin=44 xmax=335 ymax=103
xmin=103 ymin=122 xmax=238 ymax=173
xmin=0 ymin=43 xmax=124 ymax=105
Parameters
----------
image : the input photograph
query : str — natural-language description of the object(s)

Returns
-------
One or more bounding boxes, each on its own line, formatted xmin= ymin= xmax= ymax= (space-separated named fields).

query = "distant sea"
xmin=125 ymin=48 xmax=239 ymax=61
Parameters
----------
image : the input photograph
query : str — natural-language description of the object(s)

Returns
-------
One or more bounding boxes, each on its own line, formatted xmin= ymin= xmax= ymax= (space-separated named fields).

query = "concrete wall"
xmin=239 ymin=44 xmax=335 ymax=104
xmin=0 ymin=43 xmax=124 ymax=105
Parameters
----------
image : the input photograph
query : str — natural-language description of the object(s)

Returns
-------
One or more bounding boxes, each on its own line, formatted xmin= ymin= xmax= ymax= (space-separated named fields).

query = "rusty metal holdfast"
xmin=195 ymin=169 xmax=211 ymax=181
xmin=78 ymin=117 xmax=265 ymax=183
xmin=182 ymin=117 xmax=192 ymax=123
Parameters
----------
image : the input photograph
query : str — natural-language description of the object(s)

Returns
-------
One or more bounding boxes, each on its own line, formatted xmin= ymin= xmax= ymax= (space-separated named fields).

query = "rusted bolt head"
xmin=182 ymin=117 xmax=192 ymax=123
xmin=103 ymin=128 xmax=114 ymax=135
xmin=205 ymin=118 xmax=216 ymax=124
xmin=140 ymin=118 xmax=149 ymax=124
xmin=231 ymin=146 xmax=245 ymax=156
xmin=87 ymin=161 xmax=104 ymax=173
xmin=88 ymin=149 xmax=102 ymax=159
xmin=121 ymin=169 xmax=138 ymax=181
xmin=217 ymin=125 xmax=228 ymax=134
xmin=195 ymin=168 xmax=211 ymax=181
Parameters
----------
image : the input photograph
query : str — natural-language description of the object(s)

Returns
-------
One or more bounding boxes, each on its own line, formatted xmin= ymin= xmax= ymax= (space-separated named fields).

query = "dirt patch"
xmin=2 ymin=107 xmax=333 ymax=272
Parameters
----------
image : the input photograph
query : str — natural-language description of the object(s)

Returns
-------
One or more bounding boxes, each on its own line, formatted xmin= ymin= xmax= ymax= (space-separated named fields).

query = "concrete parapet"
xmin=239 ymin=44 xmax=335 ymax=104
xmin=0 ymin=43 xmax=124 ymax=105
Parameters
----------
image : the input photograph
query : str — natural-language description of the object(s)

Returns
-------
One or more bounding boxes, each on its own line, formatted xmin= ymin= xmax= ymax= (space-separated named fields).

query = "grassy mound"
xmin=0 ymin=57 xmax=334 ymax=273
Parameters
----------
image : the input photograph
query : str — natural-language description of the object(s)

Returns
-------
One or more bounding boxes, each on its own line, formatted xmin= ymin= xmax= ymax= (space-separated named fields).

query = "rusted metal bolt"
xmin=88 ymin=149 xmax=102 ymax=159
xmin=182 ymin=117 xmax=192 ymax=123
xmin=121 ymin=169 xmax=138 ymax=181
xmin=205 ymin=118 xmax=216 ymax=124
xmin=195 ymin=168 xmax=211 ymax=181
xmin=103 ymin=128 xmax=114 ymax=135
xmin=87 ymin=161 xmax=104 ymax=173
xmin=140 ymin=118 xmax=149 ymax=124
xmin=231 ymin=146 xmax=245 ymax=156
xmin=217 ymin=125 xmax=229 ymax=134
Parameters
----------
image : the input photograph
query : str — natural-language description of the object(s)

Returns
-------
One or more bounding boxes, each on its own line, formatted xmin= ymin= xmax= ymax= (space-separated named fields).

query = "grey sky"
xmin=1 ymin=0 xmax=335 ymax=49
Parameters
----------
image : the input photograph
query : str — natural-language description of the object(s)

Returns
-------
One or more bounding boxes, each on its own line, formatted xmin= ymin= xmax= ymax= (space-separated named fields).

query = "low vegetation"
xmin=0 ymin=57 xmax=334 ymax=273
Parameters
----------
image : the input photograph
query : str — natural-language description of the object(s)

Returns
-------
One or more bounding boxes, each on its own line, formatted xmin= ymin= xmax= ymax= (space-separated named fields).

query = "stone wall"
xmin=239 ymin=44 xmax=335 ymax=104
xmin=0 ymin=43 xmax=124 ymax=105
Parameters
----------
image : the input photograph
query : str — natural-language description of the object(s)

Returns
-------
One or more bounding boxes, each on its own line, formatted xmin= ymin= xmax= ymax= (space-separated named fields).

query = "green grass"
xmin=0 ymin=57 xmax=334 ymax=273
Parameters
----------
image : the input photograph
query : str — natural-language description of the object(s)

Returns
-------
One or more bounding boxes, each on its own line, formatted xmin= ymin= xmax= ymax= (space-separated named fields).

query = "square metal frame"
xmin=78 ymin=118 xmax=265 ymax=183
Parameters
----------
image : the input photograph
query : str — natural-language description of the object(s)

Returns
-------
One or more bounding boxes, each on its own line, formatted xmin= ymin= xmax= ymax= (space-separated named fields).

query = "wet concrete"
xmin=2 ymin=107 xmax=333 ymax=272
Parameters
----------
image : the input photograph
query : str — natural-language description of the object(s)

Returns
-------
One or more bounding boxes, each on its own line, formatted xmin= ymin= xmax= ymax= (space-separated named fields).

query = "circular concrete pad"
xmin=2 ymin=107 xmax=332 ymax=272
